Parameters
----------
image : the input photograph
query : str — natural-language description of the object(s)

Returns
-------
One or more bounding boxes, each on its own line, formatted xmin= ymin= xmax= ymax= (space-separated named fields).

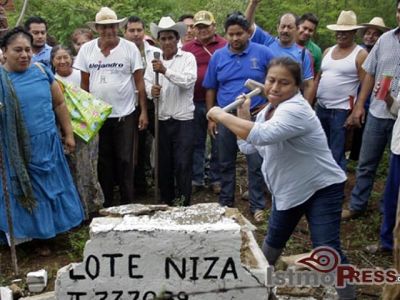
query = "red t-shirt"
xmin=182 ymin=35 xmax=226 ymax=102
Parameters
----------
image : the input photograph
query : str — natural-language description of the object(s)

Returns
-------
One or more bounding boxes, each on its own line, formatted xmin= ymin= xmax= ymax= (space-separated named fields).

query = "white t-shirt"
xmin=55 ymin=68 xmax=81 ymax=87
xmin=74 ymin=38 xmax=143 ymax=117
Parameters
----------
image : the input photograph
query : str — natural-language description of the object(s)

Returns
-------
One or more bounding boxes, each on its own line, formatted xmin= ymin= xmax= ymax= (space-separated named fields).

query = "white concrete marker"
xmin=55 ymin=203 xmax=270 ymax=299
xmin=27 ymin=269 xmax=48 ymax=293
xmin=0 ymin=286 xmax=13 ymax=300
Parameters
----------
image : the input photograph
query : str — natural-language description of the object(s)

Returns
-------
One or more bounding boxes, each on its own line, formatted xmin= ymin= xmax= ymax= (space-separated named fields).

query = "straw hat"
xmin=87 ymin=7 xmax=127 ymax=31
xmin=360 ymin=17 xmax=390 ymax=33
xmin=150 ymin=16 xmax=187 ymax=39
xmin=327 ymin=10 xmax=364 ymax=31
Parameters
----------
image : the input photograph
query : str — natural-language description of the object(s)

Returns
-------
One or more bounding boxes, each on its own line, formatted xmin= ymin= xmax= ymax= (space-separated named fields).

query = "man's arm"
xmin=356 ymin=49 xmax=368 ymax=83
xmin=133 ymin=70 xmax=148 ymax=130
xmin=51 ymin=81 xmax=75 ymax=153
xmin=80 ymin=71 xmax=90 ymax=92
xmin=245 ymin=0 xmax=261 ymax=36
xmin=303 ymin=79 xmax=314 ymax=104
xmin=346 ymin=72 xmax=375 ymax=128
xmin=206 ymin=89 xmax=218 ymax=138
xmin=309 ymin=47 xmax=329 ymax=105
xmin=301 ymin=49 xmax=315 ymax=103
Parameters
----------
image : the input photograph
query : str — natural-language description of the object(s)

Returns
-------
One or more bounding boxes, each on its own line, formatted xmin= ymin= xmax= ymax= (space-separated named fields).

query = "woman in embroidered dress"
xmin=51 ymin=45 xmax=104 ymax=218
xmin=0 ymin=27 xmax=84 ymax=246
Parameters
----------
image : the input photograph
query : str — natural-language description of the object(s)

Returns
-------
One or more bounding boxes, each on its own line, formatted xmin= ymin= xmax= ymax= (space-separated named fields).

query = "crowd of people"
xmin=0 ymin=0 xmax=399 ymax=298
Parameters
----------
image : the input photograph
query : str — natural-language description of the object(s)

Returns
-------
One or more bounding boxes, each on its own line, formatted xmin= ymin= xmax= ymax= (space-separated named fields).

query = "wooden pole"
xmin=153 ymin=52 xmax=161 ymax=202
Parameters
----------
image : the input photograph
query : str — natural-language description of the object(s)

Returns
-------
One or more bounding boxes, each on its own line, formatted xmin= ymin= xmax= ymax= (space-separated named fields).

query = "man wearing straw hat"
xmin=314 ymin=10 xmax=368 ymax=171
xmin=343 ymin=0 xmax=400 ymax=223
xmin=74 ymin=7 xmax=148 ymax=208
xmin=360 ymin=17 xmax=390 ymax=52
xmin=144 ymin=16 xmax=197 ymax=206
xmin=349 ymin=17 xmax=390 ymax=161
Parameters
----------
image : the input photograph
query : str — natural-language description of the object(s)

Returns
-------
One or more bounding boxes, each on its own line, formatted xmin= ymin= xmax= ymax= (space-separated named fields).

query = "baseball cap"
xmin=193 ymin=11 xmax=215 ymax=26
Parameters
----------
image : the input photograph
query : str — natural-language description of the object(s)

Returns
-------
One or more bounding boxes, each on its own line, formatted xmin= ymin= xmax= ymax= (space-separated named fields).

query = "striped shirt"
xmin=144 ymin=49 xmax=197 ymax=121
xmin=363 ymin=28 xmax=400 ymax=120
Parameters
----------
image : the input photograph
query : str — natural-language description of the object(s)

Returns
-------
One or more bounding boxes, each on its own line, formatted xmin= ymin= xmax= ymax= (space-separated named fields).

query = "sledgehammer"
xmin=222 ymin=79 xmax=266 ymax=112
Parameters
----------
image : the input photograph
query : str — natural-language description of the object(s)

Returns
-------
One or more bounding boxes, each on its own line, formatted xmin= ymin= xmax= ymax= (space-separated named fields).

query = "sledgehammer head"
xmin=244 ymin=79 xmax=266 ymax=98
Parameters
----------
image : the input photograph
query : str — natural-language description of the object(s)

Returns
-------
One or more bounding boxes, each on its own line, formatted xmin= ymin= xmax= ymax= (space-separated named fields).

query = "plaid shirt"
xmin=363 ymin=28 xmax=400 ymax=120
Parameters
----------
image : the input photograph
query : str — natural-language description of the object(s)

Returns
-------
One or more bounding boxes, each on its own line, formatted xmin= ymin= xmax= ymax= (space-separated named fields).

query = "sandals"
xmin=253 ymin=209 xmax=264 ymax=223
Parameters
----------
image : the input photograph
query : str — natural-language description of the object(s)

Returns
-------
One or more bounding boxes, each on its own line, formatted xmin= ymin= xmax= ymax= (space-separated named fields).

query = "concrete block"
xmin=55 ymin=203 xmax=270 ymax=299
xmin=0 ymin=287 xmax=13 ymax=300
xmin=26 ymin=269 xmax=47 ymax=293
xmin=20 ymin=292 xmax=55 ymax=300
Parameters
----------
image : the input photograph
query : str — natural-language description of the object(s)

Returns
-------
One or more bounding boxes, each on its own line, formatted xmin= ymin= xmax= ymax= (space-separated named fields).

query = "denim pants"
xmin=265 ymin=182 xmax=348 ymax=263
xmin=350 ymin=112 xmax=394 ymax=212
xmin=192 ymin=102 xmax=220 ymax=186
xmin=380 ymin=153 xmax=400 ymax=250
xmin=216 ymin=122 xmax=265 ymax=213
xmin=316 ymin=104 xmax=349 ymax=171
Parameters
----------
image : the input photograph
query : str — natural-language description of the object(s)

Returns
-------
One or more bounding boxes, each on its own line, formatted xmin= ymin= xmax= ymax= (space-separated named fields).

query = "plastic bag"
xmin=57 ymin=79 xmax=112 ymax=143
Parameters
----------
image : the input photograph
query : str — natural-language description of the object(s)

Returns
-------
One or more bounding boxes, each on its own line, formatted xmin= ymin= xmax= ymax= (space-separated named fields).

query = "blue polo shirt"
xmin=31 ymin=44 xmax=52 ymax=68
xmin=250 ymin=24 xmax=275 ymax=46
xmin=203 ymin=41 xmax=274 ymax=109
xmin=251 ymin=26 xmax=314 ymax=80
xmin=268 ymin=41 xmax=314 ymax=80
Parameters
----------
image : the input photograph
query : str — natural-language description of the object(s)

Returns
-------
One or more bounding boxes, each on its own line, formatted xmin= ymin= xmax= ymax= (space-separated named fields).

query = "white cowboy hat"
xmin=87 ymin=7 xmax=127 ymax=31
xmin=359 ymin=17 xmax=390 ymax=33
xmin=327 ymin=10 xmax=364 ymax=31
xmin=150 ymin=16 xmax=187 ymax=39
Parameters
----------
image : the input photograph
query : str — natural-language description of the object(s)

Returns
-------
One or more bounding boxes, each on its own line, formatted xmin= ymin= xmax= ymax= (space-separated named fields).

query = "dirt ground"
xmin=0 ymin=153 xmax=394 ymax=299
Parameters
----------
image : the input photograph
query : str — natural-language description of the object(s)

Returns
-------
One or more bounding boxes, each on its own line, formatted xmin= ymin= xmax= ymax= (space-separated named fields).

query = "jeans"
xmin=350 ymin=112 xmax=394 ymax=212
xmin=316 ymin=104 xmax=349 ymax=171
xmin=265 ymin=182 xmax=348 ymax=263
xmin=217 ymin=122 xmax=265 ymax=213
xmin=192 ymin=102 xmax=220 ymax=186
xmin=380 ymin=153 xmax=400 ymax=250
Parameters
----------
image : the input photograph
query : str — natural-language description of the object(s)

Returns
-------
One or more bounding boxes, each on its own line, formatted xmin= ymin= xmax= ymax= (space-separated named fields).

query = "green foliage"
xmin=68 ymin=226 xmax=90 ymax=261
xmin=4 ymin=0 xmax=398 ymax=49
xmin=255 ymin=0 xmax=397 ymax=49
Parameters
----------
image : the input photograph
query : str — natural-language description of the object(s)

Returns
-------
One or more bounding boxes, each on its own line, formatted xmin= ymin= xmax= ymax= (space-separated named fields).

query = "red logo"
xmin=297 ymin=247 xmax=340 ymax=273
xmin=295 ymin=246 xmax=400 ymax=287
